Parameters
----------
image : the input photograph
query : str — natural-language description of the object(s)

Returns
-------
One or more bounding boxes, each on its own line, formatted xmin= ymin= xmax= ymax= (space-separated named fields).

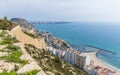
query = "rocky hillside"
xmin=10 ymin=18 xmax=34 ymax=30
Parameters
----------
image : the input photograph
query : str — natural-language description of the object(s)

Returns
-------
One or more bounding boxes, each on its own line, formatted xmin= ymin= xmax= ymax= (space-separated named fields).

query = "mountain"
xmin=10 ymin=18 xmax=35 ymax=30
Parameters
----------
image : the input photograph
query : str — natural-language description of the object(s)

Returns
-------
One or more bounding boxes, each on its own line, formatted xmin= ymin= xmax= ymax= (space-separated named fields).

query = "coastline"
xmin=52 ymin=36 xmax=120 ymax=74
xmin=86 ymin=51 xmax=120 ymax=75
xmin=34 ymin=24 xmax=119 ymax=75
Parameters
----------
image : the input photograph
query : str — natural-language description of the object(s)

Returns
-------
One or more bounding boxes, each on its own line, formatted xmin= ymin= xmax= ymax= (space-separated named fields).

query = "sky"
xmin=1 ymin=0 xmax=120 ymax=22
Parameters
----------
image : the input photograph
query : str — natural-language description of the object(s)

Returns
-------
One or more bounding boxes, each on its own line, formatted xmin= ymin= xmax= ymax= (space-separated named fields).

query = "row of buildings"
xmin=47 ymin=46 xmax=90 ymax=69
xmin=47 ymin=46 xmax=117 ymax=75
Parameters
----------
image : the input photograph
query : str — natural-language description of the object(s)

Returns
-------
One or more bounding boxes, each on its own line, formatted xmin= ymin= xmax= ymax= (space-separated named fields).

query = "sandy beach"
xmin=87 ymin=51 xmax=120 ymax=75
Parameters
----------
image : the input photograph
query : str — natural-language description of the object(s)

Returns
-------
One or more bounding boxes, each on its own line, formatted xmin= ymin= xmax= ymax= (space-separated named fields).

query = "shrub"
xmin=0 ymin=50 xmax=28 ymax=66
xmin=23 ymin=70 xmax=39 ymax=75
xmin=0 ymin=17 xmax=17 ymax=30
xmin=0 ymin=31 xmax=7 ymax=37
xmin=62 ymin=42 xmax=70 ymax=48
xmin=0 ymin=71 xmax=17 ymax=75
xmin=23 ymin=31 xmax=36 ymax=38
xmin=0 ymin=49 xmax=6 ymax=52
xmin=6 ymin=44 xmax=20 ymax=51
xmin=0 ymin=35 xmax=19 ymax=45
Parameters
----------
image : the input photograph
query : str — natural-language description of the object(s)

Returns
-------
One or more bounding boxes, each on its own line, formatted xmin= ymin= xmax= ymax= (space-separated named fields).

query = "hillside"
xmin=24 ymin=44 xmax=88 ymax=75
xmin=0 ymin=30 xmax=45 ymax=75
xmin=0 ymin=17 xmax=89 ymax=75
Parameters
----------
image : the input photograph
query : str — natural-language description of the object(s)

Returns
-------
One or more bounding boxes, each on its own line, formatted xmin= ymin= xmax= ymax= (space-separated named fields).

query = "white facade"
xmin=84 ymin=55 xmax=90 ymax=66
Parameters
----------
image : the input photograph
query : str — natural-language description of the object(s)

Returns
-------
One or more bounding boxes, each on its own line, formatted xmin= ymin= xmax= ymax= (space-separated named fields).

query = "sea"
xmin=33 ymin=22 xmax=120 ymax=70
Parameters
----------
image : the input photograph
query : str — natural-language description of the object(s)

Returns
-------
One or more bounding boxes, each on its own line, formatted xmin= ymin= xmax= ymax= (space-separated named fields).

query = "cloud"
xmin=0 ymin=0 xmax=120 ymax=22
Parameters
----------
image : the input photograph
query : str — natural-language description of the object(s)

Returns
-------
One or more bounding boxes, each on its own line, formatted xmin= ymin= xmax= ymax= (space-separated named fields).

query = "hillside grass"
xmin=0 ymin=49 xmax=28 ymax=66
xmin=0 ymin=31 xmax=7 ymax=37
xmin=0 ymin=71 xmax=17 ymax=75
xmin=0 ymin=70 xmax=39 ymax=75
xmin=0 ymin=35 xmax=19 ymax=45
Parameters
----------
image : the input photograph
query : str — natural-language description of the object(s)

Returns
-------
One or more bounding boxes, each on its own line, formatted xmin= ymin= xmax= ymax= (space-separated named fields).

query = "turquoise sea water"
xmin=33 ymin=22 xmax=120 ymax=70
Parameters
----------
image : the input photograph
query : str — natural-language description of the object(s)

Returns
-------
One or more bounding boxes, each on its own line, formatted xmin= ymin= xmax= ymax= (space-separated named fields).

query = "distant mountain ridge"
xmin=10 ymin=18 xmax=35 ymax=30
xmin=30 ymin=21 xmax=72 ymax=24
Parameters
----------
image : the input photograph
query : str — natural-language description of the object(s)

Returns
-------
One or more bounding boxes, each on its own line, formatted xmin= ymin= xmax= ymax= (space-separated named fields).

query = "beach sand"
xmin=87 ymin=51 xmax=120 ymax=75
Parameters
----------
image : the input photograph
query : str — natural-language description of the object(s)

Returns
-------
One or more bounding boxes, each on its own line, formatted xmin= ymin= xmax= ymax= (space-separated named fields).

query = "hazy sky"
xmin=1 ymin=0 xmax=120 ymax=22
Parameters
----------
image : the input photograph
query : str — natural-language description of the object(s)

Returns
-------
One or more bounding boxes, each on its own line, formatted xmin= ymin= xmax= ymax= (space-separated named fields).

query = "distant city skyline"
xmin=1 ymin=0 xmax=120 ymax=22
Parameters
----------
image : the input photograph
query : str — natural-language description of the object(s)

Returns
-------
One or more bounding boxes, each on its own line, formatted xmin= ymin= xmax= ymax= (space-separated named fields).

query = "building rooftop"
xmin=95 ymin=66 xmax=116 ymax=75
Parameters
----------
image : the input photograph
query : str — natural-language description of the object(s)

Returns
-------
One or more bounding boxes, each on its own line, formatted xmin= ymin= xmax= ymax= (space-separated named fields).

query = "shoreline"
xmin=53 ymin=36 xmax=120 ymax=74
xmin=34 ymin=25 xmax=119 ymax=74
xmin=86 ymin=51 xmax=120 ymax=75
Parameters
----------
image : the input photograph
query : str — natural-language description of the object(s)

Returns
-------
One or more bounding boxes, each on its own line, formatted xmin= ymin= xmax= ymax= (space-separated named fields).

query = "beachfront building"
xmin=75 ymin=53 xmax=83 ymax=68
xmin=64 ymin=49 xmax=69 ymax=62
xmin=82 ymin=53 xmax=91 ymax=67
xmin=92 ymin=66 xmax=116 ymax=75
xmin=71 ymin=50 xmax=76 ymax=64
xmin=47 ymin=46 xmax=92 ymax=73
xmin=74 ymin=53 xmax=90 ymax=69
xmin=64 ymin=48 xmax=76 ymax=65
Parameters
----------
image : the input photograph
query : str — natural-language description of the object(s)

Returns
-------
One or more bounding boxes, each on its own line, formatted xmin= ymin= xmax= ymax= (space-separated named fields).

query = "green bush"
xmin=0 ymin=71 xmax=17 ymax=75
xmin=24 ymin=31 xmax=36 ymax=38
xmin=0 ymin=49 xmax=6 ymax=52
xmin=55 ymin=72 xmax=61 ymax=75
xmin=23 ymin=70 xmax=39 ymax=75
xmin=0 ymin=50 xmax=28 ymax=66
xmin=0 ymin=31 xmax=7 ymax=37
xmin=0 ymin=35 xmax=19 ymax=45
xmin=0 ymin=17 xmax=17 ymax=30
xmin=6 ymin=44 xmax=20 ymax=51
xmin=62 ymin=42 xmax=70 ymax=48
xmin=0 ymin=69 xmax=39 ymax=75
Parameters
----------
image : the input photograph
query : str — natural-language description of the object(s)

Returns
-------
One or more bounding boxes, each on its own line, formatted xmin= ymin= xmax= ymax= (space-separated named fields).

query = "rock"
xmin=0 ymin=52 xmax=8 ymax=57
xmin=0 ymin=60 xmax=15 ymax=72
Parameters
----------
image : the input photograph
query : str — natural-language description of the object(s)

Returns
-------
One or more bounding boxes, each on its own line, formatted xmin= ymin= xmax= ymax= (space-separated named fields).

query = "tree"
xmin=4 ymin=16 xmax=8 ymax=21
